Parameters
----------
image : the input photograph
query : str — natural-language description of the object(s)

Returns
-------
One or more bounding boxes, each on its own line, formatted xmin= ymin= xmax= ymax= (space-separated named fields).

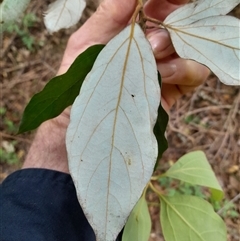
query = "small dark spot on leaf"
xmin=131 ymin=94 xmax=135 ymax=98
xmin=193 ymin=2 xmax=198 ymax=8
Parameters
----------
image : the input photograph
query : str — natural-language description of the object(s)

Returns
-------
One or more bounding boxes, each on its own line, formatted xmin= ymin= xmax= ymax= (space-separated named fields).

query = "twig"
xmin=198 ymin=90 xmax=220 ymax=105
xmin=181 ymin=105 xmax=232 ymax=120
xmin=202 ymin=86 xmax=234 ymax=94
xmin=188 ymin=84 xmax=204 ymax=112
xmin=217 ymin=193 xmax=240 ymax=215
xmin=168 ymin=122 xmax=195 ymax=144
xmin=4 ymin=60 xmax=42 ymax=73
xmin=42 ymin=61 xmax=57 ymax=74
xmin=0 ymin=34 xmax=17 ymax=59
xmin=0 ymin=132 xmax=32 ymax=144
xmin=189 ymin=124 xmax=226 ymax=136
xmin=212 ymin=91 xmax=240 ymax=159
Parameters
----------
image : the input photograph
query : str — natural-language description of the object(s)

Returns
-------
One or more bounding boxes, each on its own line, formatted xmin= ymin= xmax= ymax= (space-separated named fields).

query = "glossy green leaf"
xmin=122 ymin=195 xmax=151 ymax=241
xmin=154 ymin=72 xmax=168 ymax=163
xmin=155 ymin=103 xmax=168 ymax=157
xmin=18 ymin=44 xmax=104 ymax=133
xmin=160 ymin=194 xmax=227 ymax=241
xmin=162 ymin=151 xmax=223 ymax=200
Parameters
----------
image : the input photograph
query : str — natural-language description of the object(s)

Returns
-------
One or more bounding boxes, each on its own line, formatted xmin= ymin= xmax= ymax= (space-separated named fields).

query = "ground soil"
xmin=1 ymin=1 xmax=239 ymax=240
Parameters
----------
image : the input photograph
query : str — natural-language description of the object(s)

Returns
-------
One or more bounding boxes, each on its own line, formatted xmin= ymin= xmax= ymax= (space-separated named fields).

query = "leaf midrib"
xmin=104 ymin=23 xmax=137 ymax=237
xmin=161 ymin=195 xmax=206 ymax=241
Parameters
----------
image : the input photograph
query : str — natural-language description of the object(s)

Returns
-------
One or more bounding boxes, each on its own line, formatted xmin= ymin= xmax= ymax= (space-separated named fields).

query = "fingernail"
xmin=148 ymin=31 xmax=174 ymax=59
xmin=148 ymin=35 xmax=159 ymax=52
xmin=158 ymin=63 xmax=177 ymax=78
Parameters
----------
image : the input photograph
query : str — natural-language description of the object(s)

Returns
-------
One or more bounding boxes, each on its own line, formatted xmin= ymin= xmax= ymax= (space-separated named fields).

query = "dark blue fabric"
xmin=0 ymin=169 xmax=122 ymax=241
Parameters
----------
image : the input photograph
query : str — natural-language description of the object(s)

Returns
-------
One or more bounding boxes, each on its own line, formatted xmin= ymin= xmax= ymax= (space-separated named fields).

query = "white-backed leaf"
xmin=66 ymin=24 xmax=160 ymax=241
xmin=0 ymin=0 xmax=30 ymax=32
xmin=122 ymin=195 xmax=151 ymax=241
xmin=164 ymin=15 xmax=240 ymax=85
xmin=44 ymin=0 xmax=86 ymax=33
xmin=160 ymin=195 xmax=227 ymax=241
xmin=164 ymin=0 xmax=240 ymax=26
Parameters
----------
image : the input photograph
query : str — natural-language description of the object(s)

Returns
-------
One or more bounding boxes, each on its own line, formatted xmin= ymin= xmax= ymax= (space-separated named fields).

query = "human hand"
xmin=23 ymin=0 xmax=209 ymax=173
xmin=144 ymin=0 xmax=210 ymax=110
xmin=23 ymin=0 xmax=137 ymax=173
xmin=59 ymin=0 xmax=210 ymax=114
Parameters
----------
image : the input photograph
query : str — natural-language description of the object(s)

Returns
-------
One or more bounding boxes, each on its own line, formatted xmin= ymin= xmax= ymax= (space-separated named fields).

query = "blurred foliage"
xmin=5 ymin=13 xmax=41 ymax=51
xmin=158 ymin=176 xmax=239 ymax=219
xmin=0 ymin=141 xmax=20 ymax=165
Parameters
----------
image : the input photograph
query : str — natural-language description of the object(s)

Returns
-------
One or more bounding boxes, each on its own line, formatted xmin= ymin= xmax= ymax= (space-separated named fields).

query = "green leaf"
xmin=160 ymin=194 xmax=227 ymax=241
xmin=18 ymin=45 xmax=104 ymax=133
xmin=162 ymin=151 xmax=223 ymax=201
xmin=154 ymin=72 xmax=169 ymax=163
xmin=122 ymin=195 xmax=151 ymax=241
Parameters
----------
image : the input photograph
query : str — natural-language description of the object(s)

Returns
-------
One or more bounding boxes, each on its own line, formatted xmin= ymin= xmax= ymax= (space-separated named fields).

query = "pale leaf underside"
xmin=66 ymin=24 xmax=160 ymax=241
xmin=44 ymin=0 xmax=86 ymax=33
xmin=164 ymin=0 xmax=240 ymax=26
xmin=165 ymin=16 xmax=240 ymax=85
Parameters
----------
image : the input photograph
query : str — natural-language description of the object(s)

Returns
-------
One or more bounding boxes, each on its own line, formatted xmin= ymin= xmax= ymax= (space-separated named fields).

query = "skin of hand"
xmin=22 ymin=0 xmax=210 ymax=173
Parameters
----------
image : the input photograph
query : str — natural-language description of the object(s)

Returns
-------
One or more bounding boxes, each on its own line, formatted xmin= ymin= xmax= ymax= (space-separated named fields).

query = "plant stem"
xmin=143 ymin=16 xmax=165 ymax=28
xmin=132 ymin=3 xmax=143 ymax=24
xmin=151 ymin=174 xmax=165 ymax=181
xmin=147 ymin=202 xmax=160 ymax=207
xmin=149 ymin=182 xmax=163 ymax=197
xmin=142 ymin=183 xmax=149 ymax=198
xmin=217 ymin=193 xmax=240 ymax=215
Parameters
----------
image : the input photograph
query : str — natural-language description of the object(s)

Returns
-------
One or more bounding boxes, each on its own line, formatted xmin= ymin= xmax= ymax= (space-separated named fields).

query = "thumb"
xmin=75 ymin=0 xmax=137 ymax=46
xmin=58 ymin=0 xmax=137 ymax=74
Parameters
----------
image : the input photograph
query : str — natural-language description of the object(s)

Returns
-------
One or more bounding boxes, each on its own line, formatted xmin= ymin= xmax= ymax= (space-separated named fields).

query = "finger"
xmin=147 ymin=29 xmax=175 ymax=59
xmin=161 ymin=83 xmax=184 ymax=111
xmin=144 ymin=0 xmax=189 ymax=20
xmin=158 ymin=58 xmax=210 ymax=87
xmin=161 ymin=80 xmax=203 ymax=111
xmin=159 ymin=59 xmax=210 ymax=111
xmin=58 ymin=0 xmax=137 ymax=74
